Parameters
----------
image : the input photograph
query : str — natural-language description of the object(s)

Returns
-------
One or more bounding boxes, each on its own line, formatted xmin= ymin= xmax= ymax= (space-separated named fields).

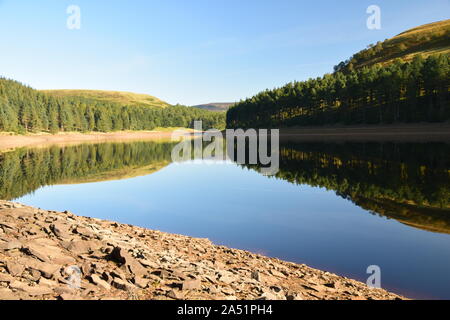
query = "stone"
xmin=2 ymin=240 xmax=22 ymax=251
xmin=111 ymin=278 xmax=134 ymax=291
xmin=139 ymin=259 xmax=159 ymax=269
xmin=269 ymin=269 xmax=287 ymax=278
xmin=22 ymin=240 xmax=75 ymax=265
xmin=81 ymin=263 xmax=94 ymax=277
xmin=6 ymin=261 xmax=25 ymax=277
xmin=53 ymin=286 xmax=76 ymax=296
xmin=59 ymin=294 xmax=84 ymax=300
xmin=218 ymin=271 xmax=235 ymax=284
xmin=221 ymin=286 xmax=235 ymax=296
xmin=270 ymin=286 xmax=282 ymax=293
xmin=9 ymin=281 xmax=54 ymax=296
xmin=65 ymin=240 xmax=92 ymax=254
xmin=0 ymin=288 xmax=18 ymax=300
xmin=74 ymin=226 xmax=94 ymax=238
xmin=110 ymin=269 xmax=127 ymax=281
xmin=251 ymin=271 xmax=261 ymax=282
xmin=29 ymin=269 xmax=42 ymax=281
xmin=258 ymin=291 xmax=285 ymax=301
xmin=50 ymin=223 xmax=71 ymax=239
xmin=0 ymin=273 xmax=14 ymax=283
xmin=39 ymin=278 xmax=60 ymax=288
xmin=182 ymin=279 xmax=202 ymax=291
xmin=152 ymin=269 xmax=172 ymax=280
xmin=167 ymin=290 xmax=183 ymax=300
xmin=109 ymin=246 xmax=147 ymax=276
xmin=286 ymin=292 xmax=304 ymax=300
xmin=133 ymin=277 xmax=149 ymax=289
xmin=52 ymin=255 xmax=77 ymax=266
xmin=91 ymin=274 xmax=111 ymax=291
xmin=28 ymin=261 xmax=61 ymax=279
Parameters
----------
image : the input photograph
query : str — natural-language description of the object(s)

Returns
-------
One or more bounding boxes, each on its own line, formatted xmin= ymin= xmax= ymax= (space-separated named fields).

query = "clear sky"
xmin=0 ymin=0 xmax=448 ymax=105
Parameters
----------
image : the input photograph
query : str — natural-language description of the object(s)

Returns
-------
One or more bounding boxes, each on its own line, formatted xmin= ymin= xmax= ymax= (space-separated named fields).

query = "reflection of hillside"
xmin=0 ymin=141 xmax=176 ymax=200
xmin=245 ymin=141 xmax=450 ymax=234
xmin=56 ymin=161 xmax=170 ymax=185
xmin=352 ymin=196 xmax=450 ymax=234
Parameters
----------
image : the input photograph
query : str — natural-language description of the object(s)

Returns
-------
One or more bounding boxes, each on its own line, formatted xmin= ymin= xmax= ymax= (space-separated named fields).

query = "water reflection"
xmin=2 ymin=138 xmax=448 ymax=235
xmin=243 ymin=140 xmax=450 ymax=234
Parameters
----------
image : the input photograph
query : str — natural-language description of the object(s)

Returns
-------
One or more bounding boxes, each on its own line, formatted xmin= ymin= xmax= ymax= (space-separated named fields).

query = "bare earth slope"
xmin=0 ymin=201 xmax=404 ymax=300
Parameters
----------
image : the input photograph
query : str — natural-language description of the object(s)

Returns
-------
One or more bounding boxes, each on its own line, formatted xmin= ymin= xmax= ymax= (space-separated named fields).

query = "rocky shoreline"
xmin=0 ymin=201 xmax=405 ymax=300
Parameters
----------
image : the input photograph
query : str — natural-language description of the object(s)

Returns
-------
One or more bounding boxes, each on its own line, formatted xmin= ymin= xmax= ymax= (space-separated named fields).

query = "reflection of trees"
xmin=0 ymin=141 xmax=177 ymax=200
xmin=245 ymin=141 xmax=450 ymax=234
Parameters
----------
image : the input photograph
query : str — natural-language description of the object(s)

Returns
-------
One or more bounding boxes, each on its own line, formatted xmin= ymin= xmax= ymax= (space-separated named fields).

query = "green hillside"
xmin=42 ymin=89 xmax=170 ymax=108
xmin=193 ymin=103 xmax=234 ymax=112
xmin=0 ymin=78 xmax=226 ymax=134
xmin=335 ymin=19 xmax=450 ymax=72
xmin=227 ymin=20 xmax=450 ymax=129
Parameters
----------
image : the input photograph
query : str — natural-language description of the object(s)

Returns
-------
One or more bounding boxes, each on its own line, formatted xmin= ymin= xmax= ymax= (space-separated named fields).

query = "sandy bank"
xmin=0 ymin=131 xmax=186 ymax=152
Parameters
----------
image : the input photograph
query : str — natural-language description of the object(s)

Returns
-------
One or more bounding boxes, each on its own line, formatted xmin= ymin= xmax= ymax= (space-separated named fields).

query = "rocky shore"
xmin=0 ymin=201 xmax=405 ymax=300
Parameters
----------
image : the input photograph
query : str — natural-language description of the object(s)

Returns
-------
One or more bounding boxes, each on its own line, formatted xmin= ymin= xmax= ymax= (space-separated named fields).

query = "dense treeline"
xmin=227 ymin=54 xmax=450 ymax=128
xmin=0 ymin=141 xmax=176 ymax=200
xmin=0 ymin=78 xmax=225 ymax=133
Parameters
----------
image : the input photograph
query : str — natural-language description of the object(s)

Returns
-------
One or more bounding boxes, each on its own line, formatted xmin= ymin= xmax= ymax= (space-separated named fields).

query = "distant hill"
xmin=193 ymin=103 xmax=234 ymax=112
xmin=42 ymin=89 xmax=170 ymax=108
xmin=0 ymin=77 xmax=225 ymax=133
xmin=335 ymin=19 xmax=450 ymax=71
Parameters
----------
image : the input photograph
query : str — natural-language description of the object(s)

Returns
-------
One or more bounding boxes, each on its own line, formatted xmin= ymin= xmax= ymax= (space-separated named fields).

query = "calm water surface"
xmin=2 ymin=139 xmax=449 ymax=299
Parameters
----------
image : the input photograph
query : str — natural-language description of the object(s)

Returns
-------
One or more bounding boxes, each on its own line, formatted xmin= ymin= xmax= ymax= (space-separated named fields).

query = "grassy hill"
xmin=42 ymin=89 xmax=170 ymax=108
xmin=228 ymin=20 xmax=449 ymax=129
xmin=336 ymin=19 xmax=450 ymax=71
xmin=193 ymin=103 xmax=234 ymax=112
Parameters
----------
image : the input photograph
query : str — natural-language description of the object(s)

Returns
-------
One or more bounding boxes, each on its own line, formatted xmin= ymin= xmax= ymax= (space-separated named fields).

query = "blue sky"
xmin=0 ymin=0 xmax=448 ymax=105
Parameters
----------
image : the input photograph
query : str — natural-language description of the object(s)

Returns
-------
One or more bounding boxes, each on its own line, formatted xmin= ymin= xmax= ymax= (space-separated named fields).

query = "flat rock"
xmin=182 ymin=279 xmax=202 ymax=291
xmin=9 ymin=281 xmax=54 ymax=296
xmin=0 ymin=273 xmax=14 ymax=283
xmin=91 ymin=274 xmax=111 ymax=291
xmin=6 ymin=261 xmax=25 ymax=277
xmin=111 ymin=278 xmax=135 ymax=291
xmin=133 ymin=277 xmax=149 ymax=289
xmin=59 ymin=294 xmax=84 ymax=300
xmin=50 ymin=223 xmax=71 ymax=239
xmin=167 ymin=290 xmax=184 ymax=300
xmin=27 ymin=261 xmax=61 ymax=279
xmin=0 ymin=288 xmax=18 ymax=300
